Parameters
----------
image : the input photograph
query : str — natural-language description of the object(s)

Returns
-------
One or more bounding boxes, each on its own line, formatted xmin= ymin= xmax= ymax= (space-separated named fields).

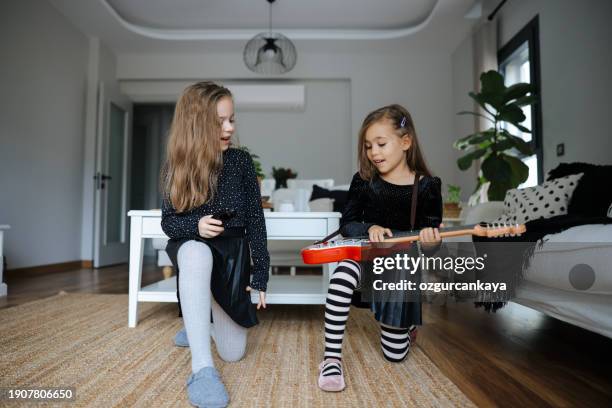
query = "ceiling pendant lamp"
xmin=243 ymin=0 xmax=297 ymax=75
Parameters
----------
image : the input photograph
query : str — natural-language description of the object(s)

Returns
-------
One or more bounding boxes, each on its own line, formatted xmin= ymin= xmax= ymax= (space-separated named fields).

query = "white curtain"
xmin=468 ymin=20 xmax=498 ymax=205
xmin=472 ymin=20 xmax=498 ymax=132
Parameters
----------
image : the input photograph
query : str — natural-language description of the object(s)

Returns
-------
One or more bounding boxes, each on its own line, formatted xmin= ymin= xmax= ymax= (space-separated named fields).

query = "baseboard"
xmin=6 ymin=260 xmax=93 ymax=277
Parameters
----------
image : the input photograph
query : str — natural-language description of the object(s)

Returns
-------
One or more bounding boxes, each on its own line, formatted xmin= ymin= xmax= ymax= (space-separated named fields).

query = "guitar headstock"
xmin=473 ymin=222 xmax=527 ymax=238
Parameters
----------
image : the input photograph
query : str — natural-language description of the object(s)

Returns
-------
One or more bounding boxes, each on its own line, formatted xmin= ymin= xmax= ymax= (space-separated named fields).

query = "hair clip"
xmin=400 ymin=116 xmax=407 ymax=128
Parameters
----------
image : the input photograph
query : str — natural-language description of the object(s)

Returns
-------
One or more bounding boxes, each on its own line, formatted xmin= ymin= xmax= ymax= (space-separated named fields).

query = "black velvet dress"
xmin=160 ymin=148 xmax=270 ymax=328
xmin=340 ymin=172 xmax=443 ymax=328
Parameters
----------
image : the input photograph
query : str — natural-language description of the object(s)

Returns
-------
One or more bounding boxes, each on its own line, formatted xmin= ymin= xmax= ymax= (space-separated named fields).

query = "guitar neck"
xmin=377 ymin=224 xmax=478 ymax=243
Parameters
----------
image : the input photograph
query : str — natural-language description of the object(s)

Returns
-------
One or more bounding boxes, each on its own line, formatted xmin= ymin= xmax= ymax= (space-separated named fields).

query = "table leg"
xmin=128 ymin=216 xmax=144 ymax=327
xmin=0 ymin=231 xmax=6 ymax=297
xmin=323 ymin=217 xmax=340 ymax=302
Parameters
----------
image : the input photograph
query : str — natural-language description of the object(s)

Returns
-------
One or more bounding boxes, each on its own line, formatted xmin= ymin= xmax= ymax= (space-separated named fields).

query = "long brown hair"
xmin=161 ymin=81 xmax=232 ymax=213
xmin=357 ymin=104 xmax=432 ymax=181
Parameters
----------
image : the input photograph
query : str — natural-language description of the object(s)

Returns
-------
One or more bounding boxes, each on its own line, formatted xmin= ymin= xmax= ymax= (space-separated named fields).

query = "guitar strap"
xmin=410 ymin=173 xmax=420 ymax=230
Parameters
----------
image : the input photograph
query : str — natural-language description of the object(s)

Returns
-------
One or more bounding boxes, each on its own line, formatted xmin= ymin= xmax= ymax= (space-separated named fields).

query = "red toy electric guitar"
xmin=300 ymin=223 xmax=526 ymax=265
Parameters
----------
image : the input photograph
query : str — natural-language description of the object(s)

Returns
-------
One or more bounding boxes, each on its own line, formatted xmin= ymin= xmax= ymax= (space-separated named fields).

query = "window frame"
xmin=498 ymin=15 xmax=543 ymax=184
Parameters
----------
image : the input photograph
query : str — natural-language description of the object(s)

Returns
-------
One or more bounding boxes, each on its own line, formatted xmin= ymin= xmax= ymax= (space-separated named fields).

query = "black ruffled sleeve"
xmin=161 ymin=196 xmax=201 ymax=240
xmin=340 ymin=173 xmax=374 ymax=237
xmin=240 ymin=150 xmax=270 ymax=292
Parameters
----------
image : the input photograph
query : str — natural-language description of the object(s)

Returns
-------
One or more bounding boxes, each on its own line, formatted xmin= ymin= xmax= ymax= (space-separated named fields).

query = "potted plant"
xmin=454 ymin=70 xmax=537 ymax=201
xmin=271 ymin=167 xmax=298 ymax=189
xmin=237 ymin=146 xmax=265 ymax=183
xmin=444 ymin=184 xmax=462 ymax=218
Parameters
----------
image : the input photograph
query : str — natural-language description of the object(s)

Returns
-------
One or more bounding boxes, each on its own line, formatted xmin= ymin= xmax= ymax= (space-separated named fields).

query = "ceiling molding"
xmin=99 ymin=0 xmax=441 ymax=40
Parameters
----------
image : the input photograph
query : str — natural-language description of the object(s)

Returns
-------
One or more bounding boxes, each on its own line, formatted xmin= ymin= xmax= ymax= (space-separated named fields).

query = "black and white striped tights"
xmin=323 ymin=259 xmax=414 ymax=364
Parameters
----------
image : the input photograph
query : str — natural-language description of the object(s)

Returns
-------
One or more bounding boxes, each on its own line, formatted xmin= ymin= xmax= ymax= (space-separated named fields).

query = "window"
xmin=498 ymin=16 xmax=542 ymax=187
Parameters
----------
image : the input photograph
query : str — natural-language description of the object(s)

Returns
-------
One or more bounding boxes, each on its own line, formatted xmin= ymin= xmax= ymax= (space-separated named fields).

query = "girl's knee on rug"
xmin=216 ymin=340 xmax=246 ymax=362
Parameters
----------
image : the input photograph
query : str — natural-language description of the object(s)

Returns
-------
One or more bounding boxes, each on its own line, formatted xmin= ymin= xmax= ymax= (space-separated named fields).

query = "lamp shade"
xmin=243 ymin=32 xmax=297 ymax=75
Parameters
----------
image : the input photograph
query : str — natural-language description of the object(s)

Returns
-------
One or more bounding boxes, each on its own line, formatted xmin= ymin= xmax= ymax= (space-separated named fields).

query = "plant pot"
xmin=443 ymin=202 xmax=461 ymax=218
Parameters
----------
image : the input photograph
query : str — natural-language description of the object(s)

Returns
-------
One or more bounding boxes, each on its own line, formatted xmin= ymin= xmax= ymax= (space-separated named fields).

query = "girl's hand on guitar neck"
xmin=419 ymin=223 xmax=444 ymax=250
xmin=367 ymin=225 xmax=393 ymax=242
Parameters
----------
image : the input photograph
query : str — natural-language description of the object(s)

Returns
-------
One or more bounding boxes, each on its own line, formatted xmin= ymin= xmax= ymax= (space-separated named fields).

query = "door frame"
xmin=93 ymin=81 xmax=132 ymax=267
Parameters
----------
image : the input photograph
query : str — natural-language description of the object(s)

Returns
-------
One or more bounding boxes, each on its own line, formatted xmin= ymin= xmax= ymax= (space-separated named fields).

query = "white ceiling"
xmin=106 ymin=0 xmax=435 ymax=30
xmin=48 ymin=0 xmax=478 ymax=54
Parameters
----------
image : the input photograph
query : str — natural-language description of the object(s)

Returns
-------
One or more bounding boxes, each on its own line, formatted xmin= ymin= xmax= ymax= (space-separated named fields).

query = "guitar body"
xmin=301 ymin=243 xmax=363 ymax=264
xmin=301 ymin=241 xmax=416 ymax=264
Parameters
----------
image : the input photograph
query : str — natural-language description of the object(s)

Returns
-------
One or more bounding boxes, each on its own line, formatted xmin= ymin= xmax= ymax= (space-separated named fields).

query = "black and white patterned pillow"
xmin=496 ymin=173 xmax=584 ymax=224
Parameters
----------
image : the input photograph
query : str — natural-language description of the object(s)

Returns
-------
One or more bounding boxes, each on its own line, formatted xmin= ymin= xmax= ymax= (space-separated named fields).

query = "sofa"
xmin=455 ymin=162 xmax=612 ymax=339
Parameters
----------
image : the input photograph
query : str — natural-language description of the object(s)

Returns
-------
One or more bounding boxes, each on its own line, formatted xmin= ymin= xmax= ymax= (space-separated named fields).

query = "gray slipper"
xmin=186 ymin=367 xmax=229 ymax=408
xmin=174 ymin=327 xmax=189 ymax=347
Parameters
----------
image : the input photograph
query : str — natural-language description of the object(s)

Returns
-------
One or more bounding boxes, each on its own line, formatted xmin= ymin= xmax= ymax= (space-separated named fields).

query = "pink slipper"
xmin=410 ymin=326 xmax=418 ymax=344
xmin=318 ymin=358 xmax=346 ymax=392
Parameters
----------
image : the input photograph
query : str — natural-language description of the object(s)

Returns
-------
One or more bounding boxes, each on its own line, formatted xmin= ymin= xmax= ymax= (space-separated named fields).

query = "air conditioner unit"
xmin=120 ymin=81 xmax=305 ymax=111
xmin=227 ymin=84 xmax=305 ymax=111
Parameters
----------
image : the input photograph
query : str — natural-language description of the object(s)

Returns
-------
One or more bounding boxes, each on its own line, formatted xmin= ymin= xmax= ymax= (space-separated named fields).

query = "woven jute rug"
xmin=1 ymin=292 xmax=474 ymax=407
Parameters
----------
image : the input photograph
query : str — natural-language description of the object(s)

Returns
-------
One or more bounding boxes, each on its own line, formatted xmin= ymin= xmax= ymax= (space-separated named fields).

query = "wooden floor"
xmin=3 ymin=264 xmax=611 ymax=407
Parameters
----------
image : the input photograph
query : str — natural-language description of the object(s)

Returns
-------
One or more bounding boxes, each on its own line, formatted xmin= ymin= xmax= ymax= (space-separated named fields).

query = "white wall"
xmin=451 ymin=34 xmax=479 ymax=200
xmin=117 ymin=49 xmax=459 ymax=201
xmin=496 ymin=0 xmax=612 ymax=171
xmin=235 ymin=80 xmax=352 ymax=184
xmin=0 ymin=0 xmax=88 ymax=269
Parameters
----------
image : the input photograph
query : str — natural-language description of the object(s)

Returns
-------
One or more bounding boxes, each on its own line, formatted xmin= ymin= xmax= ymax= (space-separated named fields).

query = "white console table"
xmin=127 ymin=210 xmax=340 ymax=327
xmin=0 ymin=225 xmax=9 ymax=297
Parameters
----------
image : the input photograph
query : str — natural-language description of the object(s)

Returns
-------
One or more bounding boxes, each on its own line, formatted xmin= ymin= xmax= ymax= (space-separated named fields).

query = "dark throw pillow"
xmin=310 ymin=185 xmax=349 ymax=213
xmin=547 ymin=162 xmax=612 ymax=217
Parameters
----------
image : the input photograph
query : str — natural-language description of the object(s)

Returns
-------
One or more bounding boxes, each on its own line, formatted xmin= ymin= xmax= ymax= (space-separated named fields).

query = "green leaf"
xmin=512 ymin=122 xmax=532 ymax=133
xmin=457 ymin=111 xmax=495 ymax=123
xmin=477 ymin=140 xmax=493 ymax=150
xmin=500 ymin=132 xmax=534 ymax=155
xmin=494 ymin=139 xmax=515 ymax=152
xmin=468 ymin=133 xmax=494 ymax=145
xmin=502 ymin=83 xmax=534 ymax=104
xmin=480 ymin=71 xmax=505 ymax=95
xmin=481 ymin=154 xmax=512 ymax=184
xmin=498 ymin=104 xmax=526 ymax=124
xmin=487 ymin=179 xmax=513 ymax=201
xmin=453 ymin=130 xmax=495 ymax=150
xmin=468 ymin=92 xmax=495 ymax=116
xmin=501 ymin=154 xmax=530 ymax=186
xmin=453 ymin=136 xmax=471 ymax=150
xmin=479 ymin=71 xmax=506 ymax=110
xmin=457 ymin=149 xmax=487 ymax=170
xmin=513 ymin=94 xmax=538 ymax=107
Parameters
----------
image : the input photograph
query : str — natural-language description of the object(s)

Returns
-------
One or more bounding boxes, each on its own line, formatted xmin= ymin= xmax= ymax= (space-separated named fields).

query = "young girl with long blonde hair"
xmin=161 ymin=81 xmax=269 ymax=407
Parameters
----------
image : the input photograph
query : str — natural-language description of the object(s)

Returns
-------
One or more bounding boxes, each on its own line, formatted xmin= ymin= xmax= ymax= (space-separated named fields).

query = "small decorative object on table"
xmin=443 ymin=184 xmax=462 ymax=218
xmin=272 ymin=167 xmax=298 ymax=189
